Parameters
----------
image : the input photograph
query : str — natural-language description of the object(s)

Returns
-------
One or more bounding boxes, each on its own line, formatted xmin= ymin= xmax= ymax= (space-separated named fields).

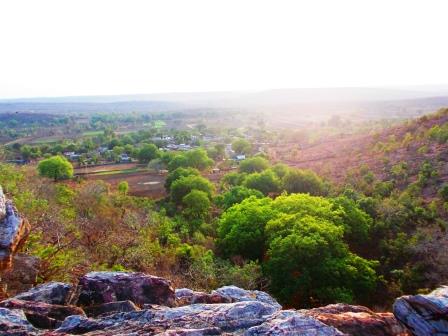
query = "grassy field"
xmin=91 ymin=167 xmax=146 ymax=176
xmin=153 ymin=120 xmax=166 ymax=128
xmin=82 ymin=130 xmax=104 ymax=137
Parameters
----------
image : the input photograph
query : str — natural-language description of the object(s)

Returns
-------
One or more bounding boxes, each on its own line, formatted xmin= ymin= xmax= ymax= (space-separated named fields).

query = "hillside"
xmin=272 ymin=108 xmax=448 ymax=201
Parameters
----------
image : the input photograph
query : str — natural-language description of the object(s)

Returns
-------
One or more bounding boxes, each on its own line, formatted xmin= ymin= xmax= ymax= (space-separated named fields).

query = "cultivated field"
xmin=75 ymin=163 xmax=228 ymax=199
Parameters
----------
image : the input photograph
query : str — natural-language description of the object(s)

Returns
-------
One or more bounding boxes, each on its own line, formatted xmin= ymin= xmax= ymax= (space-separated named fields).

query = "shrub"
xmin=37 ymin=156 xmax=73 ymax=181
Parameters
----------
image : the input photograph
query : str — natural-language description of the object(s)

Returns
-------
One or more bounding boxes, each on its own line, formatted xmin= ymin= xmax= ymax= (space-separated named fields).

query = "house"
xmin=120 ymin=154 xmax=131 ymax=162
xmin=97 ymin=146 xmax=108 ymax=154
xmin=69 ymin=154 xmax=81 ymax=161
xmin=235 ymin=155 xmax=246 ymax=161
xmin=178 ymin=144 xmax=191 ymax=151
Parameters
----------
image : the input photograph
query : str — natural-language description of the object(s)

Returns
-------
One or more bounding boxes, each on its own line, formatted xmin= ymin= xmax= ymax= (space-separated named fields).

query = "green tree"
xmin=138 ymin=144 xmax=160 ymax=163
xmin=282 ymin=169 xmax=325 ymax=195
xmin=239 ymin=157 xmax=270 ymax=173
xmin=165 ymin=167 xmax=200 ymax=191
xmin=37 ymin=156 xmax=74 ymax=181
xmin=243 ymin=170 xmax=280 ymax=195
xmin=271 ymin=163 xmax=290 ymax=179
xmin=170 ymin=175 xmax=215 ymax=204
xmin=184 ymin=149 xmax=214 ymax=171
xmin=265 ymin=213 xmax=377 ymax=307
xmin=218 ymin=197 xmax=275 ymax=260
xmin=331 ymin=196 xmax=372 ymax=248
xmin=220 ymin=172 xmax=247 ymax=189
xmin=182 ymin=190 xmax=211 ymax=220
xmin=232 ymin=139 xmax=252 ymax=155
xmin=168 ymin=154 xmax=189 ymax=171
xmin=215 ymin=186 xmax=263 ymax=210
xmin=168 ymin=149 xmax=213 ymax=171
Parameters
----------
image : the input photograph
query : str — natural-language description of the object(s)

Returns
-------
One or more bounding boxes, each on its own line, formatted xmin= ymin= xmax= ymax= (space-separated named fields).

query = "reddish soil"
xmin=85 ymin=171 xmax=167 ymax=198
xmin=269 ymin=111 xmax=448 ymax=198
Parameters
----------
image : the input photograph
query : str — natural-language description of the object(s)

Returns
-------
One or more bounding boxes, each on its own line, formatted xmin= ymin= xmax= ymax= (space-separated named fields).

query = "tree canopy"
xmin=170 ymin=175 xmax=215 ymax=204
xmin=239 ymin=157 xmax=270 ymax=173
xmin=138 ymin=144 xmax=160 ymax=163
xmin=37 ymin=156 xmax=74 ymax=181
xmin=243 ymin=169 xmax=281 ymax=195
xmin=282 ymin=169 xmax=326 ymax=195
xmin=232 ymin=139 xmax=252 ymax=155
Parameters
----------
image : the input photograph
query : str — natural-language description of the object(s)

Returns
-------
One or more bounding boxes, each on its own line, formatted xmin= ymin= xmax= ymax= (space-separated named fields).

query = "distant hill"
xmin=275 ymin=108 xmax=448 ymax=200
xmin=1 ymin=86 xmax=447 ymax=120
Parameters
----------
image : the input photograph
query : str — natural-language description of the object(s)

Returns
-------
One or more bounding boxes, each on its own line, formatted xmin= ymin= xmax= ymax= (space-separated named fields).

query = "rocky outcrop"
xmin=245 ymin=309 xmax=344 ymax=335
xmin=13 ymin=281 xmax=74 ymax=305
xmin=304 ymin=303 xmax=409 ymax=336
xmin=0 ymin=271 xmax=416 ymax=335
xmin=78 ymin=271 xmax=176 ymax=307
xmin=0 ymin=298 xmax=85 ymax=329
xmin=393 ymin=286 xmax=448 ymax=336
xmin=0 ymin=307 xmax=37 ymax=335
xmin=1 ymin=254 xmax=39 ymax=297
xmin=0 ymin=187 xmax=34 ymax=301
xmin=57 ymin=300 xmax=280 ymax=334
xmin=0 ymin=186 xmax=30 ymax=254
xmin=211 ymin=286 xmax=282 ymax=310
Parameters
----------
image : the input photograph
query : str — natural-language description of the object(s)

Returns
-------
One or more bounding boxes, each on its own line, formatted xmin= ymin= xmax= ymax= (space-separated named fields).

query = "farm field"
xmin=75 ymin=163 xmax=228 ymax=199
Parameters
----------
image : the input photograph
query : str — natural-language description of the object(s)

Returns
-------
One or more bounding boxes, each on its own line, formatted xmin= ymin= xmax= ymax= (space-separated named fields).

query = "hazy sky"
xmin=1 ymin=0 xmax=447 ymax=99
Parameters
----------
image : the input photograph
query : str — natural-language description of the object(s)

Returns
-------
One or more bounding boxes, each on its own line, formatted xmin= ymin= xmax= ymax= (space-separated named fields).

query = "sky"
xmin=1 ymin=0 xmax=447 ymax=99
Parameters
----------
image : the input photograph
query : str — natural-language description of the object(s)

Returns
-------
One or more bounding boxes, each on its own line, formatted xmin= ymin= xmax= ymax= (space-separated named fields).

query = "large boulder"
xmin=77 ymin=271 xmax=176 ymax=307
xmin=0 ymin=254 xmax=40 ymax=297
xmin=211 ymin=286 xmax=282 ymax=310
xmin=13 ymin=281 xmax=74 ymax=305
xmin=0 ymin=307 xmax=37 ymax=335
xmin=393 ymin=286 xmax=448 ymax=336
xmin=0 ymin=188 xmax=30 ymax=254
xmin=0 ymin=298 xmax=85 ymax=329
xmin=304 ymin=303 xmax=409 ymax=336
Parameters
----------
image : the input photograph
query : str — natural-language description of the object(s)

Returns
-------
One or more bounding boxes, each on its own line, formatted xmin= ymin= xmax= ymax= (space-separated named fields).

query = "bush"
xmin=243 ymin=170 xmax=280 ymax=195
xmin=137 ymin=144 xmax=160 ymax=163
xmin=282 ymin=169 xmax=325 ymax=195
xmin=37 ymin=156 xmax=73 ymax=181
xmin=239 ymin=157 xmax=270 ymax=173
xmin=232 ymin=139 xmax=252 ymax=155
xmin=439 ymin=183 xmax=448 ymax=201
xmin=215 ymin=186 xmax=263 ymax=209
xmin=165 ymin=167 xmax=200 ymax=191
xmin=170 ymin=175 xmax=215 ymax=204
xmin=168 ymin=149 xmax=214 ymax=171
xmin=182 ymin=190 xmax=211 ymax=221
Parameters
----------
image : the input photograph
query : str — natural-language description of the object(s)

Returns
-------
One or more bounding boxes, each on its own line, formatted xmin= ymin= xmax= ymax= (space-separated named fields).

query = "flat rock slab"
xmin=211 ymin=286 xmax=282 ymax=310
xmin=77 ymin=271 xmax=176 ymax=307
xmin=394 ymin=286 xmax=448 ymax=336
xmin=304 ymin=303 xmax=409 ymax=336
